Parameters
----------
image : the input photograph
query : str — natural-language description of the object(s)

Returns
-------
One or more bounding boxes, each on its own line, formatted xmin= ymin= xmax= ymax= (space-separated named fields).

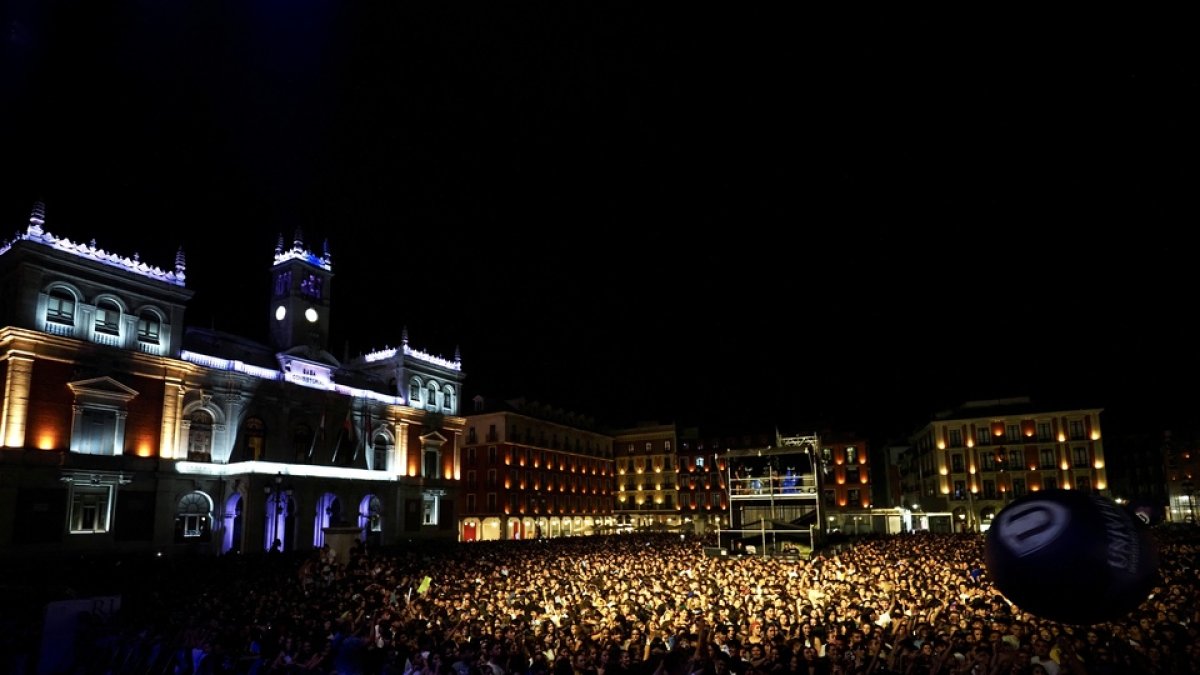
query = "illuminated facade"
xmin=459 ymin=397 xmax=614 ymax=541
xmin=815 ymin=431 xmax=874 ymax=533
xmin=611 ymin=423 xmax=681 ymax=531
xmin=905 ymin=397 xmax=1107 ymax=533
xmin=1163 ymin=432 xmax=1198 ymax=523
xmin=676 ymin=427 xmax=736 ymax=535
xmin=0 ymin=203 xmax=464 ymax=558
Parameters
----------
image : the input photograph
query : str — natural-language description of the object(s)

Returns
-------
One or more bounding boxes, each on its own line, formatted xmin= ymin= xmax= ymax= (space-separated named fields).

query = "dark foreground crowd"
xmin=2 ymin=526 xmax=1198 ymax=675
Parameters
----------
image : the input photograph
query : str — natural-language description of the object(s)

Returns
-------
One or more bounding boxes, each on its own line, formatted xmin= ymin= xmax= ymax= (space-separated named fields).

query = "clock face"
xmin=305 ymin=307 xmax=318 ymax=323
xmin=275 ymin=305 xmax=287 ymax=321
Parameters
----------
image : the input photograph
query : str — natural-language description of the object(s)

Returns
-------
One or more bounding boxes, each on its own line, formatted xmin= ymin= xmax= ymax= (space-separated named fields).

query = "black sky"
xmin=2 ymin=4 xmax=1196 ymax=441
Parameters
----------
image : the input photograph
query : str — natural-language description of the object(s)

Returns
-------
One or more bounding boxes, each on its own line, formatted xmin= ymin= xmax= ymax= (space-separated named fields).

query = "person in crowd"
xmin=8 ymin=525 xmax=1199 ymax=675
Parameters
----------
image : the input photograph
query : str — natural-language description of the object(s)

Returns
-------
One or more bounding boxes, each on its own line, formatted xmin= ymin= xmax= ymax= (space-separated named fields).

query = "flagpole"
xmin=332 ymin=400 xmax=354 ymax=464
xmin=354 ymin=404 xmax=373 ymax=464
xmin=307 ymin=408 xmax=325 ymax=460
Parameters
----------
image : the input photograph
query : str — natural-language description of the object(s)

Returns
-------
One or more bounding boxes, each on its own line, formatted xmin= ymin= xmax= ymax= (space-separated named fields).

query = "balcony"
xmin=729 ymin=474 xmax=817 ymax=500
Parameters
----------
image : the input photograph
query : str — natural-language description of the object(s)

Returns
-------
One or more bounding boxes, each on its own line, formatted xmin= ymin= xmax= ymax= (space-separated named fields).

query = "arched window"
xmin=360 ymin=494 xmax=383 ymax=537
xmin=176 ymin=491 xmax=213 ymax=542
xmin=94 ymin=298 xmax=121 ymax=335
xmin=187 ymin=410 xmax=213 ymax=462
xmin=426 ymin=382 xmax=439 ymax=411
xmin=314 ymin=493 xmax=341 ymax=548
xmin=372 ymin=432 xmax=391 ymax=471
xmin=137 ymin=309 xmax=161 ymax=345
xmin=46 ymin=288 xmax=76 ymax=325
xmin=244 ymin=417 xmax=266 ymax=461
xmin=442 ymin=385 xmax=455 ymax=414
xmin=409 ymin=377 xmax=423 ymax=405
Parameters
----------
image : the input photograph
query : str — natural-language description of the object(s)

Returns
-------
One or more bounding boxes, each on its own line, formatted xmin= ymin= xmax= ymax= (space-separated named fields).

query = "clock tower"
xmin=269 ymin=229 xmax=334 ymax=353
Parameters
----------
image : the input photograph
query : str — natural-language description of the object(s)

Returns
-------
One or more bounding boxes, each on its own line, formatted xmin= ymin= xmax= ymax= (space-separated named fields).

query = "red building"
xmin=459 ymin=397 xmax=614 ymax=540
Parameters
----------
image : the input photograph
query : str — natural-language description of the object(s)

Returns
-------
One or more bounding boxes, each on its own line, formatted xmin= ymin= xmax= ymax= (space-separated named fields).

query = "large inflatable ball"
xmin=984 ymin=489 xmax=1160 ymax=625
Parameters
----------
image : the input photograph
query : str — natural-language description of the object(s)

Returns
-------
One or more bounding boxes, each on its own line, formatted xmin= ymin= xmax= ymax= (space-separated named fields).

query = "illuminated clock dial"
xmin=305 ymin=307 xmax=318 ymax=323
xmin=275 ymin=305 xmax=287 ymax=321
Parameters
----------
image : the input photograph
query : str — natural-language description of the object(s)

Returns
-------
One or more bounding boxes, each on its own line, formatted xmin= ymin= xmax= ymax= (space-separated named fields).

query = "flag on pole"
xmin=332 ymin=403 xmax=354 ymax=463
xmin=417 ymin=576 xmax=432 ymax=595
xmin=354 ymin=404 xmax=373 ymax=463
xmin=307 ymin=407 xmax=326 ymax=459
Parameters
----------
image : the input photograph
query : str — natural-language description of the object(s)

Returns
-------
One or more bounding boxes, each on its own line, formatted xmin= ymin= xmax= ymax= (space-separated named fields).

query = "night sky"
xmin=2 ymin=4 xmax=1195 ymax=441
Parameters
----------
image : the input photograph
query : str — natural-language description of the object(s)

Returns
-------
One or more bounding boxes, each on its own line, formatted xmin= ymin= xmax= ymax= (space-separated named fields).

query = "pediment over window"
xmin=67 ymin=377 xmax=139 ymax=406
xmin=420 ymin=430 xmax=448 ymax=444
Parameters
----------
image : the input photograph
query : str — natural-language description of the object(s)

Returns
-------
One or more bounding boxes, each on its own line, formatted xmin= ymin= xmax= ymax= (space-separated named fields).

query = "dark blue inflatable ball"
xmin=984 ymin=489 xmax=1159 ymax=625
xmin=1126 ymin=499 xmax=1165 ymax=527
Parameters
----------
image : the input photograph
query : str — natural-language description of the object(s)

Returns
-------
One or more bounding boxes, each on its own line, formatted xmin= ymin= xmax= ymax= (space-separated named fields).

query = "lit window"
xmin=422 ymin=493 xmax=439 ymax=525
xmin=70 ymin=485 xmax=112 ymax=534
xmin=47 ymin=289 xmax=75 ymax=325
xmin=364 ymin=495 xmax=383 ymax=532
xmin=75 ymin=408 xmax=118 ymax=455
xmin=137 ymin=311 xmax=160 ymax=344
xmin=94 ymin=299 xmax=121 ymax=335
xmin=176 ymin=492 xmax=211 ymax=541
xmin=187 ymin=410 xmax=214 ymax=462
xmin=373 ymin=434 xmax=391 ymax=471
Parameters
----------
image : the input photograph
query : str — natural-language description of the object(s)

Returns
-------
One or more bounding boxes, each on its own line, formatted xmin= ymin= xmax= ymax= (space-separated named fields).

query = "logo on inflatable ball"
xmin=984 ymin=489 xmax=1160 ymax=625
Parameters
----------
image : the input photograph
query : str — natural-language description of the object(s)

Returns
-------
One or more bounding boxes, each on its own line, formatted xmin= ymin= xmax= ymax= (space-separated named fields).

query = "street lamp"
xmin=263 ymin=472 xmax=293 ymax=550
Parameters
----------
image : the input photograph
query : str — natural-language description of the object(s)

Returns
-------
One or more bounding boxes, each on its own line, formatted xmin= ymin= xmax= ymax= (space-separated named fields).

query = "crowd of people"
xmin=3 ymin=525 xmax=1198 ymax=675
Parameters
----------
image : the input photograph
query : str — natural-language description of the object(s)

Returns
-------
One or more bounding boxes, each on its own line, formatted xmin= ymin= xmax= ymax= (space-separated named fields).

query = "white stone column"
xmin=1 ymin=354 xmax=34 ymax=447
xmin=113 ymin=410 xmax=128 ymax=456
xmin=396 ymin=421 xmax=409 ymax=476
xmin=69 ymin=404 xmax=84 ymax=453
xmin=452 ymin=430 xmax=462 ymax=480
xmin=160 ymin=378 xmax=184 ymax=458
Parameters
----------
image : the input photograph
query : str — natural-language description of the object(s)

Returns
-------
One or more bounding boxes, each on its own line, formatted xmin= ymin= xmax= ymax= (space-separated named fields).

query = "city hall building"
xmin=0 ymin=203 xmax=466 ymax=559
